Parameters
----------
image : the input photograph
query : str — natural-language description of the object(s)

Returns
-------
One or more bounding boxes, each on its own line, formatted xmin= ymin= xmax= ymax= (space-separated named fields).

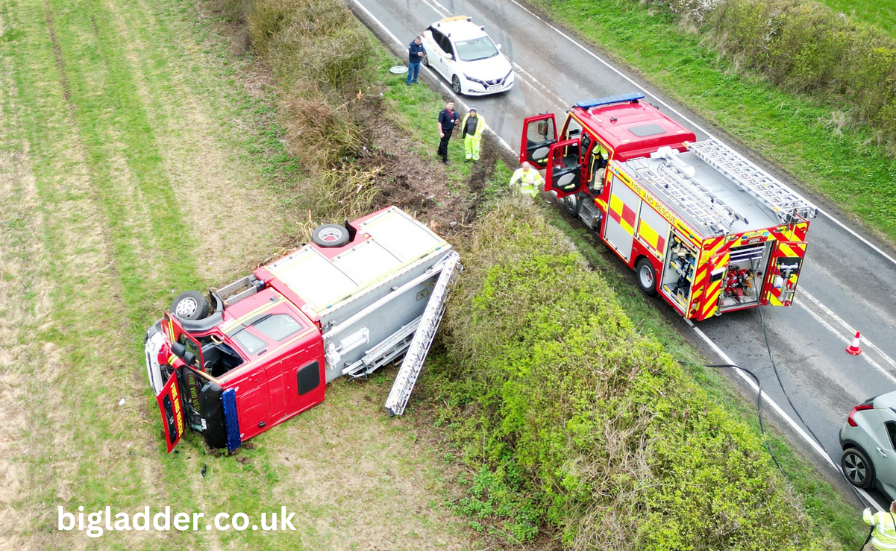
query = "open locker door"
xmin=545 ymin=139 xmax=582 ymax=198
xmin=520 ymin=114 xmax=556 ymax=169
xmin=761 ymin=241 xmax=808 ymax=307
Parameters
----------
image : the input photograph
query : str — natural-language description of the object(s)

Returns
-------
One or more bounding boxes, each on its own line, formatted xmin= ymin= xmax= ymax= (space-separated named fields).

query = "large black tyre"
xmin=311 ymin=224 xmax=350 ymax=248
xmin=451 ymin=75 xmax=461 ymax=95
xmin=562 ymin=193 xmax=581 ymax=216
xmin=171 ymin=290 xmax=210 ymax=321
xmin=422 ymin=52 xmax=429 ymax=67
xmin=635 ymin=258 xmax=658 ymax=296
xmin=841 ymin=447 xmax=875 ymax=489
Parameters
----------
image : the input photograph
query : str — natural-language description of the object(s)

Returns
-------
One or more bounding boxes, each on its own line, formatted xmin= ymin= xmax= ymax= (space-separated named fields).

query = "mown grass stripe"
xmin=45 ymin=0 xmax=201 ymax=330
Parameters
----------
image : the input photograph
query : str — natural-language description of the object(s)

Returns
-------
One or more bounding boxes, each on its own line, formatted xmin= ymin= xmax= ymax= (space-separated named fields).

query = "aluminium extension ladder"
xmin=629 ymin=156 xmax=740 ymax=235
xmin=384 ymin=250 xmax=460 ymax=416
xmin=688 ymin=139 xmax=817 ymax=224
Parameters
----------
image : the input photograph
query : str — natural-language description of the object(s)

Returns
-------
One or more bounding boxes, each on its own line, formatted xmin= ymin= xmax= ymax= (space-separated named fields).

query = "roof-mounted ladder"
xmin=687 ymin=139 xmax=817 ymax=224
xmin=384 ymin=251 xmax=460 ymax=416
xmin=628 ymin=149 xmax=741 ymax=235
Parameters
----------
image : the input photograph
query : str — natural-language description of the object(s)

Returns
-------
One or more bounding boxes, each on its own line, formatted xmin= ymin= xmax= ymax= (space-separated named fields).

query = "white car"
xmin=421 ymin=16 xmax=514 ymax=96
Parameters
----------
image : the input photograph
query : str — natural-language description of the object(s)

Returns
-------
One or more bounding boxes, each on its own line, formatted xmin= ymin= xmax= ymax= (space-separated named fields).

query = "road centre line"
xmin=793 ymin=298 xmax=896 ymax=384
xmin=349 ymin=0 xmax=517 ymax=156
xmin=419 ymin=0 xmax=449 ymax=18
xmin=798 ymin=289 xmax=896 ymax=371
xmin=354 ymin=0 xmax=884 ymax=510
xmin=410 ymin=0 xmax=566 ymax=119
xmin=687 ymin=320 xmax=884 ymax=511
xmin=511 ymin=62 xmax=566 ymax=109
xmin=504 ymin=0 xmax=896 ymax=270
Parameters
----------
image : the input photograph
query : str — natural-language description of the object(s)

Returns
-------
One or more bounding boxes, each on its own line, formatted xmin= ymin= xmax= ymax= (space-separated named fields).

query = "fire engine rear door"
xmin=602 ymin=175 xmax=641 ymax=262
xmin=760 ymin=241 xmax=808 ymax=307
xmin=520 ymin=114 xmax=556 ymax=169
xmin=545 ymin=139 xmax=582 ymax=198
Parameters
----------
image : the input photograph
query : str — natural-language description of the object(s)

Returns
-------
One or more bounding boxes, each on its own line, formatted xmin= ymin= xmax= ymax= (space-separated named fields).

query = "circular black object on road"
xmin=171 ymin=290 xmax=210 ymax=320
xmin=312 ymin=224 xmax=350 ymax=248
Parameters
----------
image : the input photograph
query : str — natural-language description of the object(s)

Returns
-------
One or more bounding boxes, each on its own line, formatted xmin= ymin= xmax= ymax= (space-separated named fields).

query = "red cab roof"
xmin=571 ymin=97 xmax=696 ymax=161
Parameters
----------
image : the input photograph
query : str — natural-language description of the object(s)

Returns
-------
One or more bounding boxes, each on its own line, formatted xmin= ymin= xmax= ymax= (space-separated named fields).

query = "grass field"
xmin=531 ymin=0 xmax=896 ymax=246
xmin=816 ymin=0 xmax=896 ymax=38
xmin=0 ymin=0 xmax=485 ymax=548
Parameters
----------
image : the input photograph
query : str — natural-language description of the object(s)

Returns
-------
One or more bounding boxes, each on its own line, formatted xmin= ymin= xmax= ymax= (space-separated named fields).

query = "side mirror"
xmin=496 ymin=43 xmax=502 ymax=50
xmin=171 ymin=341 xmax=186 ymax=359
xmin=183 ymin=351 xmax=196 ymax=366
xmin=447 ymin=54 xmax=454 ymax=60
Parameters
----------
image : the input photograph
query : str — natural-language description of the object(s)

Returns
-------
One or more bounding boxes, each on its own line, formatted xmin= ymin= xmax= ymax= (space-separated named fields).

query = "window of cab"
xmin=229 ymin=313 xmax=305 ymax=357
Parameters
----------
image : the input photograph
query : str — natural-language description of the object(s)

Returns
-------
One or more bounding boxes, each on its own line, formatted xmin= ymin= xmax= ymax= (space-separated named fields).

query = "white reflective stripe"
xmin=872 ymin=537 xmax=896 ymax=549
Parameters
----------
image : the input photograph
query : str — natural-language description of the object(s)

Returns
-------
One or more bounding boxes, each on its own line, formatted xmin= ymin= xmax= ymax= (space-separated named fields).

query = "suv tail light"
xmin=848 ymin=403 xmax=874 ymax=427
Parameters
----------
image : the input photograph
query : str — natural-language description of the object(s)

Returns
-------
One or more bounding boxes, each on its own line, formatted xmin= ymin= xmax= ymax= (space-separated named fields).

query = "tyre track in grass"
xmin=2 ymin=1 xmax=177 ymax=547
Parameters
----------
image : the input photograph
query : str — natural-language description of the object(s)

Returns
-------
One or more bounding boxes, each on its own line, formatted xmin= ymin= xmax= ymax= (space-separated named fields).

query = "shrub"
xmin=436 ymin=198 xmax=836 ymax=550
xmin=638 ymin=0 xmax=896 ymax=150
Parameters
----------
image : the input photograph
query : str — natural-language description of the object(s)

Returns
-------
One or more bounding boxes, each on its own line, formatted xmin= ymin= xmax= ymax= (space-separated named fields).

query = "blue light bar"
xmin=575 ymin=92 xmax=644 ymax=110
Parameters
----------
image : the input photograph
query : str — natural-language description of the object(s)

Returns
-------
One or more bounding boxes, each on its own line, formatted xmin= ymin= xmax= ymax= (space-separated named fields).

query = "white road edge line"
xmin=798 ymin=289 xmax=896 ymax=371
xmin=687 ymin=320 xmax=883 ymax=511
xmin=354 ymin=0 xmax=883 ymax=510
xmin=349 ymin=0 xmax=517 ymax=156
xmin=505 ymin=0 xmax=896 ymax=270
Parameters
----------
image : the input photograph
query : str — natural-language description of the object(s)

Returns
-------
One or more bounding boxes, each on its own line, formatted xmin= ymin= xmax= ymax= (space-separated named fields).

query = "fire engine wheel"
xmin=422 ymin=52 xmax=429 ymax=67
xmin=311 ymin=223 xmax=350 ymax=248
xmin=562 ymin=194 xmax=581 ymax=216
xmin=451 ymin=75 xmax=461 ymax=94
xmin=635 ymin=258 xmax=658 ymax=296
xmin=840 ymin=447 xmax=875 ymax=489
xmin=171 ymin=290 xmax=210 ymax=321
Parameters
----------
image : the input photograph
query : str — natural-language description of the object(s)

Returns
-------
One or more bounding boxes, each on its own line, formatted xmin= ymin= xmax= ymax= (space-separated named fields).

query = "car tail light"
xmin=848 ymin=403 xmax=874 ymax=427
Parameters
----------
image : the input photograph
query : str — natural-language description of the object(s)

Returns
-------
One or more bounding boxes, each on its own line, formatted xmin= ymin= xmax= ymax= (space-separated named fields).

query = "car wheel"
xmin=171 ymin=290 xmax=210 ymax=321
xmin=841 ymin=447 xmax=875 ymax=489
xmin=635 ymin=258 xmax=658 ymax=296
xmin=311 ymin=223 xmax=350 ymax=248
xmin=422 ymin=52 xmax=429 ymax=67
xmin=451 ymin=75 xmax=461 ymax=94
xmin=563 ymin=193 xmax=581 ymax=216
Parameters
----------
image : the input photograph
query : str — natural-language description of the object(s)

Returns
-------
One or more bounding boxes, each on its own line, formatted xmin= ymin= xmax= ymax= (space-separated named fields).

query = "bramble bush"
xmin=434 ymin=198 xmax=837 ymax=550
xmin=642 ymin=0 xmax=896 ymax=149
xmin=230 ymin=0 xmax=381 ymax=231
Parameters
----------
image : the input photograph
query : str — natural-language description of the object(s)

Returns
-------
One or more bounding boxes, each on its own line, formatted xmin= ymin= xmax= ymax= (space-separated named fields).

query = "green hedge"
xmin=653 ymin=0 xmax=896 ymax=150
xmin=436 ymin=198 xmax=836 ymax=550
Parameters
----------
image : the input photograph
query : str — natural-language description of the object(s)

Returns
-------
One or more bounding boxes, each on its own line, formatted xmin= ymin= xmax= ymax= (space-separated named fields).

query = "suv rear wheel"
xmin=841 ymin=447 xmax=875 ymax=489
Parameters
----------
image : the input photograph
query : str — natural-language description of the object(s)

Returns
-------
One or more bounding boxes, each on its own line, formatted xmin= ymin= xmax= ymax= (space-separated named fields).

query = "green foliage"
xmin=640 ymin=0 xmax=896 ymax=150
xmin=434 ymin=199 xmax=837 ymax=550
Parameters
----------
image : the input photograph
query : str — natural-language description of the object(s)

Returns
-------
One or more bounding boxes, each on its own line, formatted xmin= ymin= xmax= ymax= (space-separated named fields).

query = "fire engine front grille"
xmin=729 ymin=243 xmax=765 ymax=263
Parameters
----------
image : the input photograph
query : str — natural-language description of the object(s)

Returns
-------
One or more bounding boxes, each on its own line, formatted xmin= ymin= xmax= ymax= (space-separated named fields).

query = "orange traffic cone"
xmin=846 ymin=332 xmax=863 ymax=356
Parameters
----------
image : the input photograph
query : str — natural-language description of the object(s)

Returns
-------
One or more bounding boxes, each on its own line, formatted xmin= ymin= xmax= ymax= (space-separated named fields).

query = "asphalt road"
xmin=348 ymin=0 xmax=896 ymax=508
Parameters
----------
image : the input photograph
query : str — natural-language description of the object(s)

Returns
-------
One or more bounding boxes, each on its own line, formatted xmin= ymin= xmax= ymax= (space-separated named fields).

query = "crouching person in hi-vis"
xmin=863 ymin=501 xmax=896 ymax=551
xmin=461 ymin=107 xmax=485 ymax=162
xmin=509 ymin=162 xmax=545 ymax=198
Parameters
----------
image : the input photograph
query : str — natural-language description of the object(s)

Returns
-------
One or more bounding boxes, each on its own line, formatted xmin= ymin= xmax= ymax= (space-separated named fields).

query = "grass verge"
xmin=530 ymin=0 xmax=896 ymax=245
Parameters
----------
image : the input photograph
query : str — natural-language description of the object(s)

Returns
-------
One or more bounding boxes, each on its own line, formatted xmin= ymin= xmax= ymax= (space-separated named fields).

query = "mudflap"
xmin=222 ymin=388 xmax=242 ymax=452
xmin=156 ymin=371 xmax=185 ymax=453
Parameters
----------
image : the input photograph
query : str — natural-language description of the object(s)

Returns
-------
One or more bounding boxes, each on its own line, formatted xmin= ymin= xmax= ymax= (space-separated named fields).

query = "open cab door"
xmin=545 ymin=139 xmax=582 ymax=198
xmin=163 ymin=311 xmax=205 ymax=371
xmin=520 ymin=114 xmax=556 ymax=169
xmin=760 ymin=241 xmax=808 ymax=307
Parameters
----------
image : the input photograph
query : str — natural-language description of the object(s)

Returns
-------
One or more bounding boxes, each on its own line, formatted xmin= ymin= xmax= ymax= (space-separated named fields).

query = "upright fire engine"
xmin=144 ymin=207 xmax=458 ymax=452
xmin=521 ymin=93 xmax=817 ymax=320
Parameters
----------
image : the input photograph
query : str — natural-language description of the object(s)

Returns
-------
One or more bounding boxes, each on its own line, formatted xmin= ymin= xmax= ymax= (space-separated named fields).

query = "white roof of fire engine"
xmin=266 ymin=208 xmax=450 ymax=312
xmin=622 ymin=149 xmax=781 ymax=237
